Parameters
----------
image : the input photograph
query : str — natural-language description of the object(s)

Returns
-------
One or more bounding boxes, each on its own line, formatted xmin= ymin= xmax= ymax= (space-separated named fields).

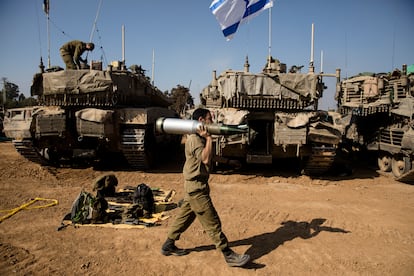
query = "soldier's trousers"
xmin=167 ymin=187 xmax=229 ymax=251
xmin=60 ymin=53 xmax=76 ymax=70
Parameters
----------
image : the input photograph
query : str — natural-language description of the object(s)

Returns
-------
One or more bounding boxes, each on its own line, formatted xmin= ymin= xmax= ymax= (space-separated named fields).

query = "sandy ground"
xmin=0 ymin=140 xmax=414 ymax=276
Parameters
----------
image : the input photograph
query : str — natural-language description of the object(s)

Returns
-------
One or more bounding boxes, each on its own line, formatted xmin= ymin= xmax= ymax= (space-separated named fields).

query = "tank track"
xmin=303 ymin=146 xmax=336 ymax=176
xmin=12 ymin=139 xmax=48 ymax=166
xmin=120 ymin=127 xmax=149 ymax=170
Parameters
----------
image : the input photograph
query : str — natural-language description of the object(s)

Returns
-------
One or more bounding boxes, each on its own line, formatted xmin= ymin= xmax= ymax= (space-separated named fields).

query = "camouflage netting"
xmin=42 ymin=70 xmax=113 ymax=94
xmin=32 ymin=68 xmax=172 ymax=108
xmin=216 ymin=72 xmax=319 ymax=101
xmin=209 ymin=108 xmax=249 ymax=125
xmin=75 ymin=108 xmax=114 ymax=123
xmin=33 ymin=106 xmax=65 ymax=116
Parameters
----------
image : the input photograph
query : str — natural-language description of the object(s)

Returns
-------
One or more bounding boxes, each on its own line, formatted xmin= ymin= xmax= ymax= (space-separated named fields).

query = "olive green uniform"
xmin=60 ymin=40 xmax=88 ymax=69
xmin=167 ymin=134 xmax=229 ymax=251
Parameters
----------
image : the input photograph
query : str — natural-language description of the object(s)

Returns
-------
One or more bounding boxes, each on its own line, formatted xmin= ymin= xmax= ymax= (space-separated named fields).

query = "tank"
xmin=198 ymin=56 xmax=344 ymax=175
xmin=336 ymin=64 xmax=414 ymax=182
xmin=3 ymin=61 xmax=179 ymax=169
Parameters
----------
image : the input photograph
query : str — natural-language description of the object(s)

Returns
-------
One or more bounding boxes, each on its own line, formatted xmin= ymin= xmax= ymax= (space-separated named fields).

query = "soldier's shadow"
xmin=188 ymin=218 xmax=350 ymax=269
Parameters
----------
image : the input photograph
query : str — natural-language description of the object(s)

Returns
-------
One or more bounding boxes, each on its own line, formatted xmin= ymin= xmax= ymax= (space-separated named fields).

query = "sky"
xmin=0 ymin=0 xmax=413 ymax=110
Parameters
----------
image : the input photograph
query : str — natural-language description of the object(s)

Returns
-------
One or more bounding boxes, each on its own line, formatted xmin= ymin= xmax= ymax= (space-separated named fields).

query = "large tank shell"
xmin=155 ymin=117 xmax=248 ymax=135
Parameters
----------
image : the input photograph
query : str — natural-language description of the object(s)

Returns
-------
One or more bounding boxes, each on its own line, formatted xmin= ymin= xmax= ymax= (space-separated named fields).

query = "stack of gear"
xmin=133 ymin=183 xmax=155 ymax=218
xmin=60 ymin=174 xmax=176 ymax=229
xmin=70 ymin=191 xmax=108 ymax=224
xmin=121 ymin=183 xmax=155 ymax=225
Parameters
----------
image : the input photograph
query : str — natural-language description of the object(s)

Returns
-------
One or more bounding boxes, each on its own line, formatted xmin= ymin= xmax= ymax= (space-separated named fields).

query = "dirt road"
xmin=0 ymin=141 xmax=413 ymax=275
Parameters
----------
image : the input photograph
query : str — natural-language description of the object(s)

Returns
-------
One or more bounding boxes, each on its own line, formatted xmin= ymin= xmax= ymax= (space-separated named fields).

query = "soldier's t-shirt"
xmin=183 ymin=134 xmax=210 ymax=194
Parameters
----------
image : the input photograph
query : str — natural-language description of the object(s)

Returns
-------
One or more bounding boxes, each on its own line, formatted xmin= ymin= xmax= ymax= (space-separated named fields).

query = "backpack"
xmin=70 ymin=191 xmax=108 ymax=224
xmin=93 ymin=174 xmax=118 ymax=198
xmin=133 ymin=183 xmax=154 ymax=218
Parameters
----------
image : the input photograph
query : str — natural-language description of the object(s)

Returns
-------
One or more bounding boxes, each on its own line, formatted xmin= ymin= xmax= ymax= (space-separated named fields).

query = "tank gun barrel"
xmin=155 ymin=117 xmax=247 ymax=135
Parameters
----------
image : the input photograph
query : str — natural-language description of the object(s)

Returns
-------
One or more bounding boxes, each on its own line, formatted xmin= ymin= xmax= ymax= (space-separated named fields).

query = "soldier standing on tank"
xmin=160 ymin=108 xmax=251 ymax=267
xmin=60 ymin=40 xmax=94 ymax=70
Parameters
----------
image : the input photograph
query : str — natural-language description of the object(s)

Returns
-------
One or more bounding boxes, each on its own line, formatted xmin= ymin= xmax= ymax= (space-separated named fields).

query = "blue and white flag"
xmin=210 ymin=0 xmax=273 ymax=40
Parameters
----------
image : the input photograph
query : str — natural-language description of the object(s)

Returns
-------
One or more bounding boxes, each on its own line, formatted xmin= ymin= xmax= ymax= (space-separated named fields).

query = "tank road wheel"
xmin=377 ymin=152 xmax=392 ymax=172
xmin=391 ymin=154 xmax=412 ymax=178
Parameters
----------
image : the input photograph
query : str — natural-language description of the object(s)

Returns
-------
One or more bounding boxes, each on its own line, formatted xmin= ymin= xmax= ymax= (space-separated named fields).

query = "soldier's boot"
xmin=222 ymin=248 xmax=250 ymax=267
xmin=161 ymin=238 xmax=189 ymax=256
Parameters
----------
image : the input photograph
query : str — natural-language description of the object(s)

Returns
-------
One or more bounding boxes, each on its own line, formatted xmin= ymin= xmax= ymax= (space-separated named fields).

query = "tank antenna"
xmin=89 ymin=0 xmax=103 ymax=42
xmin=122 ymin=25 xmax=125 ymax=64
xmin=320 ymin=50 xmax=323 ymax=73
xmin=43 ymin=0 xmax=51 ymax=68
xmin=152 ymin=49 xmax=155 ymax=86
xmin=309 ymin=23 xmax=315 ymax=74
xmin=268 ymin=7 xmax=272 ymax=58
xmin=39 ymin=57 xmax=45 ymax=73
xmin=87 ymin=0 xmax=103 ymax=62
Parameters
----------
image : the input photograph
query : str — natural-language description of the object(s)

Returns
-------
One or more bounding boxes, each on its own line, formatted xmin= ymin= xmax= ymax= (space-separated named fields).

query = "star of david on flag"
xmin=210 ymin=0 xmax=273 ymax=40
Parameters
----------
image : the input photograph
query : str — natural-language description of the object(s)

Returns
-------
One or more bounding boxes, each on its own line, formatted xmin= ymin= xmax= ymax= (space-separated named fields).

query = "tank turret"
xmin=201 ymin=56 xmax=323 ymax=110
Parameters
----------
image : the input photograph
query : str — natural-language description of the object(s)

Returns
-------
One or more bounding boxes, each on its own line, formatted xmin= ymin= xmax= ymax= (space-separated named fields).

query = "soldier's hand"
xmin=197 ymin=124 xmax=210 ymax=138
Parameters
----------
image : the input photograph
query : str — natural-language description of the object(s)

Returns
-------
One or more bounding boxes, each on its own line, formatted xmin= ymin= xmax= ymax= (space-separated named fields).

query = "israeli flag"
xmin=210 ymin=0 xmax=273 ymax=40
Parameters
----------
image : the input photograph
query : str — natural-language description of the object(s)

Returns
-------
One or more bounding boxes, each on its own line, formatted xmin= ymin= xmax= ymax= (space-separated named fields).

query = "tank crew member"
xmin=60 ymin=40 xmax=94 ymax=70
xmin=161 ymin=108 xmax=251 ymax=267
